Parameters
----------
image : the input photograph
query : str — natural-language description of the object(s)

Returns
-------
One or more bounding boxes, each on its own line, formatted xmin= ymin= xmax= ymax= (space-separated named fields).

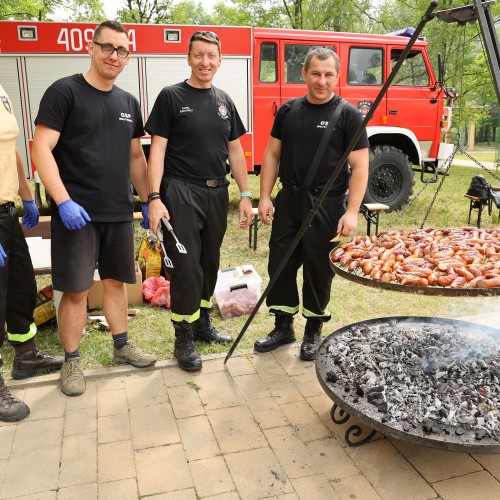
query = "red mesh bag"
xmin=142 ymin=276 xmax=171 ymax=308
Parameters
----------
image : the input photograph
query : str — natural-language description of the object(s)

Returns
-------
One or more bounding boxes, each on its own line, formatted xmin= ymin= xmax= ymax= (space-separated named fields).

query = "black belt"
xmin=281 ymin=182 xmax=344 ymax=198
xmin=168 ymin=175 xmax=226 ymax=187
xmin=0 ymin=202 xmax=15 ymax=213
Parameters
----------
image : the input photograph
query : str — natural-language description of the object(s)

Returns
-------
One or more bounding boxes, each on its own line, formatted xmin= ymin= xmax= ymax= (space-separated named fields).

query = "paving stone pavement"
xmin=1 ymin=313 xmax=499 ymax=500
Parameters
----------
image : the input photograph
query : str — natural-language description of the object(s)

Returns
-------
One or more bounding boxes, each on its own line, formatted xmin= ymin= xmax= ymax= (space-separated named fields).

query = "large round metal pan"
xmin=329 ymin=251 xmax=500 ymax=297
xmin=316 ymin=316 xmax=500 ymax=453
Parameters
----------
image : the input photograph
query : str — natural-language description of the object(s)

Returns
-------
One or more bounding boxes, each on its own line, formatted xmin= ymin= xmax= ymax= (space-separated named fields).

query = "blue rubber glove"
xmin=57 ymin=199 xmax=91 ymax=230
xmin=140 ymin=202 xmax=149 ymax=229
xmin=0 ymin=243 xmax=6 ymax=268
xmin=21 ymin=199 xmax=39 ymax=229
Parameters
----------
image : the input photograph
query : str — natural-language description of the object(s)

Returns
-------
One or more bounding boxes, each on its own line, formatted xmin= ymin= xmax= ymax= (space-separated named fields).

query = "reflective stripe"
xmin=269 ymin=305 xmax=299 ymax=315
xmin=171 ymin=310 xmax=200 ymax=324
xmin=7 ymin=322 xmax=37 ymax=343
xmin=200 ymin=299 xmax=212 ymax=309
xmin=303 ymin=307 xmax=330 ymax=319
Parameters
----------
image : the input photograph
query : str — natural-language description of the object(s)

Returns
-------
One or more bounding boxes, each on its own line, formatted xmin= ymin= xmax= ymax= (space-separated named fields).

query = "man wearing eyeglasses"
xmin=146 ymin=31 xmax=253 ymax=372
xmin=31 ymin=20 xmax=156 ymax=397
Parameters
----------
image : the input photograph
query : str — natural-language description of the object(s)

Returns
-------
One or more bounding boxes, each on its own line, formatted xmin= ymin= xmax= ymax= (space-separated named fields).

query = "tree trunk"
xmin=467 ymin=121 xmax=476 ymax=150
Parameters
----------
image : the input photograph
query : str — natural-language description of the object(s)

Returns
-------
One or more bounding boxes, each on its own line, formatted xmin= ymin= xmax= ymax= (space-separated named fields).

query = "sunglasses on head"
xmin=190 ymin=31 xmax=220 ymax=43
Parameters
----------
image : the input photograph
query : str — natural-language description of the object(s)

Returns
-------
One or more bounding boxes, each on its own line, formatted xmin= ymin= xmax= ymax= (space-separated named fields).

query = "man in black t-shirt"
xmin=254 ymin=47 xmax=369 ymax=361
xmin=32 ymin=21 xmax=156 ymax=397
xmin=146 ymin=31 xmax=253 ymax=372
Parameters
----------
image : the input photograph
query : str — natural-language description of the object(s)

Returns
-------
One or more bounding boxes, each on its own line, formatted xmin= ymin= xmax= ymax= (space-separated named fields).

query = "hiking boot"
xmin=11 ymin=347 xmax=64 ymax=380
xmin=113 ymin=341 xmax=157 ymax=368
xmin=174 ymin=322 xmax=202 ymax=371
xmin=60 ymin=358 xmax=86 ymax=397
xmin=193 ymin=309 xmax=233 ymax=344
xmin=254 ymin=315 xmax=296 ymax=353
xmin=300 ymin=318 xmax=323 ymax=361
xmin=0 ymin=376 xmax=30 ymax=422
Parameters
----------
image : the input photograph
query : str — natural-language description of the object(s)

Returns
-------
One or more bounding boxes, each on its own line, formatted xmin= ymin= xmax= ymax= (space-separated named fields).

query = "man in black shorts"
xmin=31 ymin=20 xmax=156 ymax=397
xmin=254 ymin=47 xmax=369 ymax=361
xmin=146 ymin=31 xmax=253 ymax=371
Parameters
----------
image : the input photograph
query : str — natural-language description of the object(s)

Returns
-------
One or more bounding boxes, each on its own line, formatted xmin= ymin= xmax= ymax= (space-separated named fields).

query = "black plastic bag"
xmin=466 ymin=175 xmax=490 ymax=198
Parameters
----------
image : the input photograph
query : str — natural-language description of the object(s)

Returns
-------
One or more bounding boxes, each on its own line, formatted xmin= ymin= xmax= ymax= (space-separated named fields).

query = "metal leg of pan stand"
xmin=248 ymin=214 xmax=260 ymax=250
xmin=330 ymin=404 xmax=378 ymax=447
xmin=363 ymin=210 xmax=380 ymax=236
xmin=468 ymin=200 xmax=473 ymax=225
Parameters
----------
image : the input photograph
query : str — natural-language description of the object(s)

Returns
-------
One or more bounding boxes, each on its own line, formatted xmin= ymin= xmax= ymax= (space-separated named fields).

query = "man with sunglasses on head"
xmin=146 ymin=31 xmax=253 ymax=372
xmin=31 ymin=20 xmax=156 ymax=397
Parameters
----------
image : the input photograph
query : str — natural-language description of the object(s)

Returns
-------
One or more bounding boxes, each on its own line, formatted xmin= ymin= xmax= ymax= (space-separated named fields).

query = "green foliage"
xmin=117 ymin=0 xmax=175 ymax=23
xmin=0 ymin=0 xmax=105 ymax=21
xmin=211 ymin=0 xmax=287 ymax=28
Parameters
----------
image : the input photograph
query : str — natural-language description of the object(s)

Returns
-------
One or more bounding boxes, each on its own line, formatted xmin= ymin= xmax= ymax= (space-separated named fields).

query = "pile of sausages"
xmin=330 ymin=227 xmax=500 ymax=288
xmin=216 ymin=287 xmax=261 ymax=317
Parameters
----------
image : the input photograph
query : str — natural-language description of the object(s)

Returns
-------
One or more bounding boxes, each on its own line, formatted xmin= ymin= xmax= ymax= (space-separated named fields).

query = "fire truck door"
xmin=385 ymin=47 xmax=440 ymax=150
xmin=342 ymin=45 xmax=385 ymax=124
xmin=253 ymin=40 xmax=280 ymax=167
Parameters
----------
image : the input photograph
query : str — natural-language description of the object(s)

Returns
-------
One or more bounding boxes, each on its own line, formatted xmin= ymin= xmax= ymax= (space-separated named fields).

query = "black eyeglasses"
xmin=93 ymin=41 xmax=130 ymax=59
xmin=190 ymin=31 xmax=220 ymax=43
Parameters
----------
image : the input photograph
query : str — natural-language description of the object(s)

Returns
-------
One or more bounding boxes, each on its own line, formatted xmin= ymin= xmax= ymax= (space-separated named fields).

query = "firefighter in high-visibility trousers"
xmin=0 ymin=83 xmax=63 ymax=422
xmin=146 ymin=31 xmax=253 ymax=372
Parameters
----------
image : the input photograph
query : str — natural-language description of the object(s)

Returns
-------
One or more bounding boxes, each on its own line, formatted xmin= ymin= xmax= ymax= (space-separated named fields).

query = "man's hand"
xmin=337 ymin=211 xmax=358 ymax=238
xmin=148 ymin=199 xmax=169 ymax=234
xmin=0 ymin=244 xmax=6 ymax=267
xmin=239 ymin=197 xmax=253 ymax=229
xmin=57 ymin=199 xmax=91 ymax=230
xmin=21 ymin=200 xmax=39 ymax=229
xmin=140 ymin=202 xmax=149 ymax=229
xmin=258 ymin=198 xmax=274 ymax=225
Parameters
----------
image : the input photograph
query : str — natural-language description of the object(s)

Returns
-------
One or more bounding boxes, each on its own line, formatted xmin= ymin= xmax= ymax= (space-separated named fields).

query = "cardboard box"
xmin=87 ymin=261 xmax=143 ymax=309
xmin=214 ymin=265 xmax=262 ymax=318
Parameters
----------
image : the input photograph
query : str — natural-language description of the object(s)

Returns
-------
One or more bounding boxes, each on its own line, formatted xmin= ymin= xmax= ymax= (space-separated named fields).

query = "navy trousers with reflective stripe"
xmin=160 ymin=178 xmax=229 ymax=322
xmin=266 ymin=185 xmax=344 ymax=320
xmin=0 ymin=207 xmax=37 ymax=346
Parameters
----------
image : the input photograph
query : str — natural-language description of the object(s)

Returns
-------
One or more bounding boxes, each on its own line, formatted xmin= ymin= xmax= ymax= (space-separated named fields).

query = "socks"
xmin=65 ymin=349 xmax=80 ymax=361
xmin=112 ymin=332 xmax=128 ymax=350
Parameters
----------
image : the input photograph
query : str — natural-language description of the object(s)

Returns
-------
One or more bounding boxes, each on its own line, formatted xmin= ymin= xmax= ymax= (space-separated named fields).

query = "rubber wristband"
xmin=147 ymin=192 xmax=160 ymax=201
xmin=240 ymin=191 xmax=252 ymax=199
xmin=148 ymin=195 xmax=161 ymax=202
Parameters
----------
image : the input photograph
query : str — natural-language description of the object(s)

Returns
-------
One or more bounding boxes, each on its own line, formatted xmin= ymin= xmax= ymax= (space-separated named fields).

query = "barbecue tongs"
xmin=156 ymin=217 xmax=187 ymax=269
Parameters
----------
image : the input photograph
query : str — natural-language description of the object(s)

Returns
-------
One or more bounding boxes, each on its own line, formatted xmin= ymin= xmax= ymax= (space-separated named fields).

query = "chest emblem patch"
xmin=1 ymin=96 xmax=12 ymax=113
xmin=217 ymin=103 xmax=229 ymax=120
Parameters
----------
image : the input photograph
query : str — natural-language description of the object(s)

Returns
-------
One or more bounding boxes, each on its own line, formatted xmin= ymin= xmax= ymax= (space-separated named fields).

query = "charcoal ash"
xmin=324 ymin=320 xmax=500 ymax=441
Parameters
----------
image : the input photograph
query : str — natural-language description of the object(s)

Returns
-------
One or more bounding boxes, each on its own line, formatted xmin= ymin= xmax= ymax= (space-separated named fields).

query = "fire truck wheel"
xmin=363 ymin=145 xmax=414 ymax=212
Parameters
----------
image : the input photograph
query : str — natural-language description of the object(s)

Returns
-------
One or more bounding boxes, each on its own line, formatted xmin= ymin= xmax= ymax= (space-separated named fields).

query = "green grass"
xmin=454 ymin=151 xmax=495 ymax=163
xmin=2 ymin=163 xmax=499 ymax=378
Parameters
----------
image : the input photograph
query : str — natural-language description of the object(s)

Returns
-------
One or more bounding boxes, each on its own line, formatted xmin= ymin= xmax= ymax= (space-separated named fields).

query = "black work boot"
xmin=0 ymin=376 xmax=30 ymax=422
xmin=300 ymin=318 xmax=323 ymax=361
xmin=193 ymin=308 xmax=233 ymax=344
xmin=254 ymin=315 xmax=296 ymax=353
xmin=173 ymin=322 xmax=202 ymax=371
xmin=11 ymin=341 xmax=64 ymax=380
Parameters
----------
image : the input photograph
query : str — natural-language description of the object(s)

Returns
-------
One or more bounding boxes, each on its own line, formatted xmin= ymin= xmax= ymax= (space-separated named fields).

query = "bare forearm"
xmin=31 ymin=146 xmax=69 ymax=204
xmin=345 ymin=149 xmax=369 ymax=215
xmin=16 ymin=150 xmax=33 ymax=200
xmin=228 ymin=148 xmax=249 ymax=194
xmin=130 ymin=158 xmax=148 ymax=202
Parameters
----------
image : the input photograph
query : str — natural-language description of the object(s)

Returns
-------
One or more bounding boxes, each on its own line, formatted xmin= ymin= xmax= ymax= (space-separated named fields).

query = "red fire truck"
xmin=1 ymin=21 xmax=455 ymax=210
